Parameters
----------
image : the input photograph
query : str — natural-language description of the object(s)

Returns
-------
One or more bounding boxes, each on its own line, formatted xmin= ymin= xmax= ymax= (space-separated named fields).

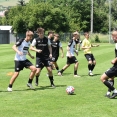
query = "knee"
xmin=100 ymin=74 xmax=107 ymax=82
xmin=32 ymin=67 xmax=37 ymax=72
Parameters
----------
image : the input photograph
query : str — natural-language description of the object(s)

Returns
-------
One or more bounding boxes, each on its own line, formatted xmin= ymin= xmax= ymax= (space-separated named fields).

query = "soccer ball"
xmin=66 ymin=86 xmax=75 ymax=95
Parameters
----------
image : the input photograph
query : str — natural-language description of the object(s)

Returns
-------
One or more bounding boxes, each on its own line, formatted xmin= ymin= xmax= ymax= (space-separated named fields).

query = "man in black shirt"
xmin=50 ymin=34 xmax=64 ymax=73
xmin=100 ymin=30 xmax=117 ymax=99
xmin=30 ymin=27 xmax=55 ymax=87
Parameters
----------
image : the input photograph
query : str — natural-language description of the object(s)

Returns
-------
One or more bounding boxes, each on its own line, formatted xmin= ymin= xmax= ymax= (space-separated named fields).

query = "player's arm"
xmin=111 ymin=57 xmax=117 ymax=64
xmin=30 ymin=39 xmax=42 ymax=53
xmin=48 ymin=39 xmax=52 ymax=58
xmin=12 ymin=45 xmax=23 ymax=55
xmin=91 ymin=44 xmax=99 ymax=47
xmin=59 ymin=42 xmax=64 ymax=58
xmin=27 ymin=51 xmax=34 ymax=59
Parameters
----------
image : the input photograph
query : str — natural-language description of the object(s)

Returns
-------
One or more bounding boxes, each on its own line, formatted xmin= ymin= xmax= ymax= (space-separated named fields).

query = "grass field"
xmin=0 ymin=43 xmax=117 ymax=117
xmin=0 ymin=0 xmax=29 ymax=7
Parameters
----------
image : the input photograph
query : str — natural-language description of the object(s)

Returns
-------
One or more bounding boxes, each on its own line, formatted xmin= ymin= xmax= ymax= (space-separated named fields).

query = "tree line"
xmin=0 ymin=0 xmax=117 ymax=33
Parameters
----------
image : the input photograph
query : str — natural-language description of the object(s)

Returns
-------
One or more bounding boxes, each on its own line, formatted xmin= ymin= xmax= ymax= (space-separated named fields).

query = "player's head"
xmin=37 ymin=27 xmax=45 ymax=38
xmin=48 ymin=30 xmax=54 ymax=36
xmin=54 ymin=34 xmax=59 ymax=41
xmin=73 ymin=31 xmax=80 ymax=39
xmin=84 ymin=32 xmax=89 ymax=39
xmin=112 ymin=30 xmax=117 ymax=43
xmin=26 ymin=30 xmax=34 ymax=41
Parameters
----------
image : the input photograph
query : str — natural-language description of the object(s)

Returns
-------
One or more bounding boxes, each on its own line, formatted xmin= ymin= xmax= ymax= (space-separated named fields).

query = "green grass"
xmin=0 ymin=43 xmax=117 ymax=117
xmin=0 ymin=0 xmax=29 ymax=7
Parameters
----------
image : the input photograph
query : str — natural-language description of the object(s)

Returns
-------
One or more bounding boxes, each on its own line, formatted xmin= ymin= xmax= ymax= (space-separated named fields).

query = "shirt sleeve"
xmin=68 ymin=40 xmax=73 ymax=47
xmin=48 ymin=39 xmax=51 ymax=46
xmin=15 ymin=39 xmax=24 ymax=46
xmin=82 ymin=39 xmax=85 ymax=47
xmin=31 ymin=39 xmax=36 ymax=46
xmin=59 ymin=42 xmax=62 ymax=47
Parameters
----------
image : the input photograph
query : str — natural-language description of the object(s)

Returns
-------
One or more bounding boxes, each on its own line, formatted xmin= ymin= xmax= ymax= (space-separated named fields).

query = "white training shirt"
xmin=66 ymin=39 xmax=76 ymax=56
xmin=15 ymin=39 xmax=30 ymax=61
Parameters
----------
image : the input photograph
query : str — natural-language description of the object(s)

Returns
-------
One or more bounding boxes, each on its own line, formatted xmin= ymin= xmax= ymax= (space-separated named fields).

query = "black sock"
xmin=91 ymin=64 xmax=95 ymax=71
xmin=74 ymin=70 xmax=77 ymax=75
xmin=8 ymin=84 xmax=12 ymax=88
xmin=104 ymin=80 xmax=115 ymax=91
xmin=49 ymin=76 xmax=54 ymax=84
xmin=108 ymin=80 xmax=114 ymax=92
xmin=36 ymin=75 xmax=39 ymax=83
xmin=28 ymin=78 xmax=33 ymax=83
xmin=88 ymin=64 xmax=92 ymax=71
xmin=56 ymin=67 xmax=59 ymax=70
xmin=60 ymin=69 xmax=64 ymax=74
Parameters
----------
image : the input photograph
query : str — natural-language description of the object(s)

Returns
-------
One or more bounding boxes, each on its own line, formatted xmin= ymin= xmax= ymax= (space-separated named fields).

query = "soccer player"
xmin=81 ymin=32 xmax=99 ymax=76
xmin=7 ymin=31 xmax=37 ymax=92
xmin=30 ymin=27 xmax=55 ymax=87
xmin=58 ymin=31 xmax=80 ymax=77
xmin=50 ymin=33 xmax=64 ymax=73
xmin=100 ymin=30 xmax=117 ymax=99
xmin=48 ymin=30 xmax=54 ymax=43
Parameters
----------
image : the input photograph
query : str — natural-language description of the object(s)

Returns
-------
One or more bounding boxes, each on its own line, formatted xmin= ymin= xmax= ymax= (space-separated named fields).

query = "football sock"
xmin=103 ymin=80 xmax=115 ymax=91
xmin=28 ymin=78 xmax=33 ymax=83
xmin=60 ymin=69 xmax=64 ymax=74
xmin=36 ymin=75 xmax=39 ymax=83
xmin=8 ymin=84 xmax=12 ymax=88
xmin=56 ymin=66 xmax=59 ymax=70
xmin=88 ymin=64 xmax=92 ymax=71
xmin=74 ymin=70 xmax=77 ymax=75
xmin=49 ymin=76 xmax=54 ymax=84
xmin=108 ymin=80 xmax=114 ymax=92
xmin=91 ymin=64 xmax=95 ymax=71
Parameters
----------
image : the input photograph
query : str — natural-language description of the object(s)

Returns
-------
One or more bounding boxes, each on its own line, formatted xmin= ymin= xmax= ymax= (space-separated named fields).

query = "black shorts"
xmin=85 ymin=54 xmax=95 ymax=61
xmin=36 ymin=57 xmax=51 ymax=68
xmin=15 ymin=59 xmax=33 ymax=72
xmin=105 ymin=65 xmax=117 ymax=78
xmin=51 ymin=56 xmax=59 ymax=62
xmin=66 ymin=56 xmax=78 ymax=64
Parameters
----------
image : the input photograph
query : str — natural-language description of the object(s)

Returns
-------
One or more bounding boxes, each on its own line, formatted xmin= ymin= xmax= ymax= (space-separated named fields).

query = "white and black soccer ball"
xmin=66 ymin=86 xmax=75 ymax=95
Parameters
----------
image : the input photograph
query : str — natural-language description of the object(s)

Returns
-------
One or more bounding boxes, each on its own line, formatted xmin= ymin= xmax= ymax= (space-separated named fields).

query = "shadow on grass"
xmin=35 ymin=84 xmax=67 ymax=91
xmin=81 ymin=73 xmax=101 ymax=77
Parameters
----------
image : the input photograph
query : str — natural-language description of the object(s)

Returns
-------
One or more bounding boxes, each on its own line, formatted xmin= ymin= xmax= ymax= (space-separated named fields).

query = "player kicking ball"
xmin=7 ymin=31 xmax=37 ymax=92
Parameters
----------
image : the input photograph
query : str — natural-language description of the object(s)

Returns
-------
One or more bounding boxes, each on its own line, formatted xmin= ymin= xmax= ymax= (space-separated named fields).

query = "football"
xmin=66 ymin=86 xmax=75 ymax=95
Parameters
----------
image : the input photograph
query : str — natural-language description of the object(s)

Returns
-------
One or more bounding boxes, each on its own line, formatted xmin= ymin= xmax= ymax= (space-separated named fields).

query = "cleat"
xmin=58 ymin=72 xmax=62 ymax=76
xmin=51 ymin=84 xmax=56 ymax=88
xmin=7 ymin=87 xmax=12 ymax=92
xmin=35 ymin=82 xmax=38 ymax=86
xmin=105 ymin=94 xmax=110 ymax=98
xmin=74 ymin=75 xmax=81 ymax=77
xmin=110 ymin=93 xmax=117 ymax=99
xmin=89 ymin=72 xmax=93 ymax=76
xmin=27 ymin=83 xmax=35 ymax=89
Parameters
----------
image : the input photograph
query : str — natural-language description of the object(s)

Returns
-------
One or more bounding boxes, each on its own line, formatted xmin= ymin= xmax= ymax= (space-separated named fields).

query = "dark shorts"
xmin=15 ymin=59 xmax=33 ymax=72
xmin=51 ymin=55 xmax=59 ymax=62
xmin=66 ymin=56 xmax=78 ymax=64
xmin=105 ymin=65 xmax=117 ymax=78
xmin=85 ymin=54 xmax=95 ymax=61
xmin=36 ymin=57 xmax=51 ymax=68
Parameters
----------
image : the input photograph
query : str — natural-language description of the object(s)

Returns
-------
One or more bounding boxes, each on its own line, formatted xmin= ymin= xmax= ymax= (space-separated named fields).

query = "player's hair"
xmin=54 ymin=33 xmax=59 ymax=37
xmin=37 ymin=27 xmax=44 ymax=33
xmin=84 ymin=32 xmax=89 ymax=36
xmin=26 ymin=30 xmax=34 ymax=36
xmin=48 ymin=30 xmax=54 ymax=35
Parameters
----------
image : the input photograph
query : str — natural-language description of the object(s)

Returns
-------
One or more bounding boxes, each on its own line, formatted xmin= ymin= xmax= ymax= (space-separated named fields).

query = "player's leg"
xmin=46 ymin=66 xmax=55 ymax=87
xmin=7 ymin=61 xmax=21 ymax=92
xmin=100 ymin=67 xmax=117 ymax=99
xmin=27 ymin=65 xmax=37 ymax=89
xmin=58 ymin=57 xmax=71 ymax=76
xmin=106 ymin=77 xmax=114 ymax=97
xmin=91 ymin=54 xmax=96 ymax=73
xmin=7 ymin=72 xmax=20 ymax=92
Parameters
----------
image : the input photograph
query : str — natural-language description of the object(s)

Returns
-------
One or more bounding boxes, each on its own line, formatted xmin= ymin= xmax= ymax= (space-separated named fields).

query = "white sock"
xmin=89 ymin=70 xmax=92 ymax=73
xmin=107 ymin=91 xmax=110 ymax=95
xmin=113 ymin=89 xmax=117 ymax=93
